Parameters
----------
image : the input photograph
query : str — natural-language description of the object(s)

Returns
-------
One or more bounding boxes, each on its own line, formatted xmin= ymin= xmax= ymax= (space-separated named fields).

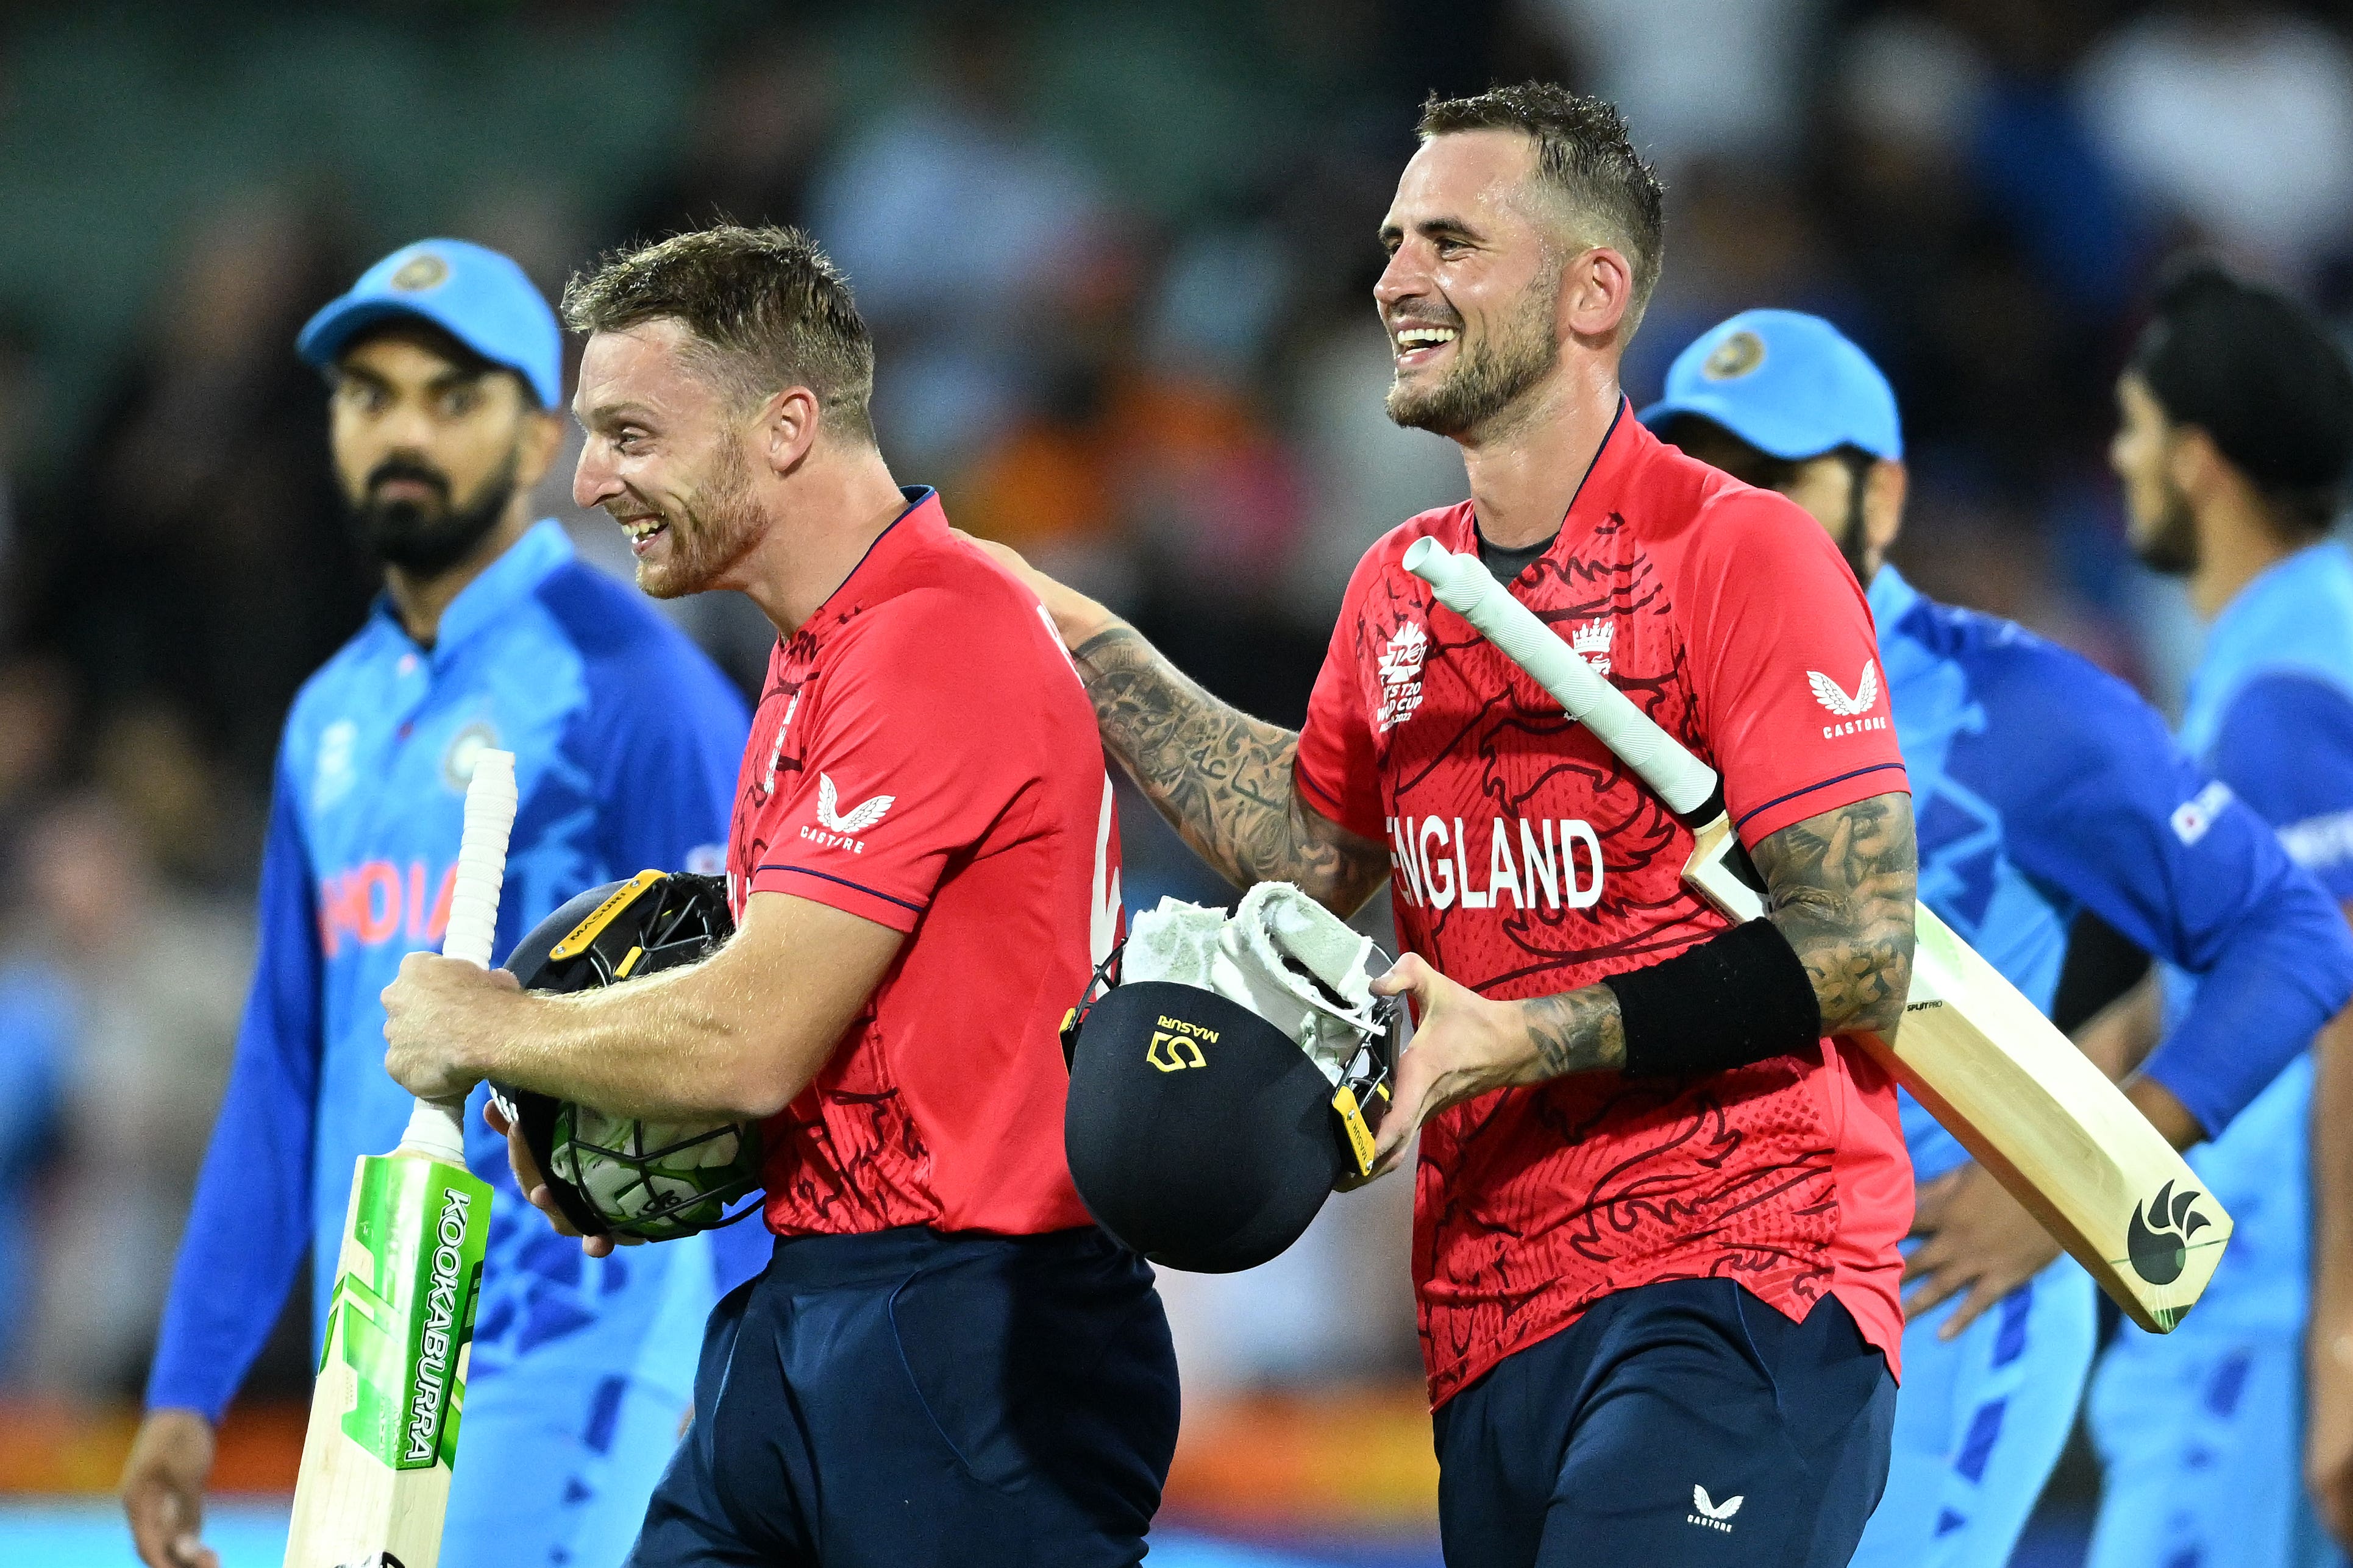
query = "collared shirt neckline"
xmin=1451 ymin=397 xmax=1638 ymax=561
xmin=802 ymin=486 xmax=942 ymax=629
xmin=2207 ymin=538 xmax=2351 ymax=661
xmin=1867 ymin=561 xmax=1920 ymax=626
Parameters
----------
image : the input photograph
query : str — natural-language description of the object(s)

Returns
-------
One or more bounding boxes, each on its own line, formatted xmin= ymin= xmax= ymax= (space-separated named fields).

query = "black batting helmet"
xmin=1060 ymin=959 xmax=1394 ymax=1274
xmin=490 ymin=871 xmax=764 ymax=1240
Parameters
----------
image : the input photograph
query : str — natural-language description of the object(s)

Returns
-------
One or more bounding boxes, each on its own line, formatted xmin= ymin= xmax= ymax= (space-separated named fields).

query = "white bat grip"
xmin=1400 ymin=537 xmax=1720 ymax=817
xmin=442 ymin=748 xmax=519 ymax=968
xmin=397 ymin=748 xmax=519 ymax=1162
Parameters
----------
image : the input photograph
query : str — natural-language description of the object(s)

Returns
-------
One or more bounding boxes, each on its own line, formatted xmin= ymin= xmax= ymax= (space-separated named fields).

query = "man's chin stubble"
xmin=636 ymin=560 xmax=698 ymax=600
xmin=1386 ymin=381 xmax=1464 ymax=437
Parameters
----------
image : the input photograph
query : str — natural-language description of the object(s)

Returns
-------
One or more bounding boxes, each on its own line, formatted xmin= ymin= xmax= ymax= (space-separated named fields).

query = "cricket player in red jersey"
xmin=379 ymin=225 xmax=1175 ymax=1566
xmin=988 ymin=85 xmax=1919 ymax=1566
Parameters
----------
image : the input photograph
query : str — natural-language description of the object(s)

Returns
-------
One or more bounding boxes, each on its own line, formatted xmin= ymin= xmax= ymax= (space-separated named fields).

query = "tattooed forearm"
xmin=1749 ymin=792 xmax=1918 ymax=1037
xmin=1517 ymin=985 xmax=1627 ymax=1079
xmin=1072 ymin=623 xmax=1390 ymax=913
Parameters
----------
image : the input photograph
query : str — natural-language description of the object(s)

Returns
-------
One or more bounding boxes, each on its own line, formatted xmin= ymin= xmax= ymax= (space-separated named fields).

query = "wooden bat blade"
xmin=283 ymin=1151 xmax=491 ymax=1568
xmin=1887 ymin=906 xmax=2229 ymax=1333
xmin=1682 ymin=820 xmax=2231 ymax=1333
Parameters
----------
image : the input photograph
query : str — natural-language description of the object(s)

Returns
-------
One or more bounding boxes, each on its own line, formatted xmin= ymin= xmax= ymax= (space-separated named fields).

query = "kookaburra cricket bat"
xmin=284 ymin=750 xmax=518 ymax=1568
xmin=1402 ymin=539 xmax=2229 ymax=1333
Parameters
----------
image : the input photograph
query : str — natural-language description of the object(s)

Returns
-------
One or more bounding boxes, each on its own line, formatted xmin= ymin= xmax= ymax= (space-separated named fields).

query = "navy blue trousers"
xmin=1434 ymin=1279 xmax=1896 ymax=1567
xmin=625 ymin=1226 xmax=1178 ymax=1567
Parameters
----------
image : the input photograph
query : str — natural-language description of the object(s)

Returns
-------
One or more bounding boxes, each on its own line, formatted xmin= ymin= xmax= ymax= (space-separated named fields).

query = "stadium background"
xmin=0 ymin=0 xmax=2348 ymax=1562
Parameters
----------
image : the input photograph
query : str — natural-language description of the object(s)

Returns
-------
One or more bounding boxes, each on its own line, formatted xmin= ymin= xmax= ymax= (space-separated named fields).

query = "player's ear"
xmin=2168 ymin=426 xmax=2223 ymax=503
xmin=1864 ymin=459 xmax=1906 ymax=557
xmin=758 ymin=385 xmax=822 ymax=478
xmin=1562 ymin=244 xmax=1633 ymax=346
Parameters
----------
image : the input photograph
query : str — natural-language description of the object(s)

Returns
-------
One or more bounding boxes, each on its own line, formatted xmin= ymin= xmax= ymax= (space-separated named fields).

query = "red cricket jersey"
xmin=727 ymin=488 xmax=1120 ymax=1238
xmin=1295 ymin=406 xmax=1913 ymax=1406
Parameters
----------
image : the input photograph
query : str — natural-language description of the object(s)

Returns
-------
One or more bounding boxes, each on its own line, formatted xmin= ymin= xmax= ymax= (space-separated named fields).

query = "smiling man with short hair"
xmin=2093 ymin=258 xmax=2353 ymax=1568
xmin=986 ymin=85 xmax=1921 ymax=1567
xmin=380 ymin=224 xmax=1179 ymax=1567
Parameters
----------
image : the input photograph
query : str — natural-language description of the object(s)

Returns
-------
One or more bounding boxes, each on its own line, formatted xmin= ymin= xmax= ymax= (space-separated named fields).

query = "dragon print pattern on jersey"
xmin=1353 ymin=519 xmax=1846 ymax=1400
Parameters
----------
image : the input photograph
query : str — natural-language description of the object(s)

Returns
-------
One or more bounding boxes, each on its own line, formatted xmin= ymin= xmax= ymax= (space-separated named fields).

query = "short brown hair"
xmin=563 ymin=224 xmax=876 ymax=441
xmin=1417 ymin=83 xmax=1666 ymax=335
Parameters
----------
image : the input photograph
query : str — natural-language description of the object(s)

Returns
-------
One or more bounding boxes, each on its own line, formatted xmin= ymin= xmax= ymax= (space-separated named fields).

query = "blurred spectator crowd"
xmin=0 ymin=0 xmax=2348 ymax=1405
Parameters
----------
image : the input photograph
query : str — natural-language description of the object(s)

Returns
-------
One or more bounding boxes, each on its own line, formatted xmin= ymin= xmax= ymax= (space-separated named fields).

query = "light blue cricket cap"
xmin=1639 ymin=308 xmax=1902 ymax=461
xmin=297 ymin=238 xmax=562 ymax=408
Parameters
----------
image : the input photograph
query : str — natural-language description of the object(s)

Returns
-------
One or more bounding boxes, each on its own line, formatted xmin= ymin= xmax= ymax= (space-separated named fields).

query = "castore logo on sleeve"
xmin=1809 ymin=660 xmax=1889 ymax=737
xmin=800 ymin=773 xmax=894 ymax=854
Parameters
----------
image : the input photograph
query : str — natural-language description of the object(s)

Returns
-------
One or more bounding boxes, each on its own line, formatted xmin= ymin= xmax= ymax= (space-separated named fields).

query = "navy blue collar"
xmin=800 ymin=486 xmax=939 ymax=628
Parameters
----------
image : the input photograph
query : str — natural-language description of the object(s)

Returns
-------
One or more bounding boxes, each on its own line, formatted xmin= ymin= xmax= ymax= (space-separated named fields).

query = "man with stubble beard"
xmin=983 ymin=85 xmax=1919 ymax=1566
xmin=123 ymin=239 xmax=755 ymax=1568
xmin=379 ymin=225 xmax=1176 ymax=1565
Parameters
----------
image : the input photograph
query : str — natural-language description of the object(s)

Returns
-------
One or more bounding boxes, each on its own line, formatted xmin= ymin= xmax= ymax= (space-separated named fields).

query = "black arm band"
xmin=1603 ymin=919 xmax=1822 ymax=1079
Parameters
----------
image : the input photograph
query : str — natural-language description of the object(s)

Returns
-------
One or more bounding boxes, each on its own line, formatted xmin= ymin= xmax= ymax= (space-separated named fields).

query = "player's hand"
xmin=382 ymin=953 xmax=524 ymax=1102
xmin=1365 ymin=954 xmax=1522 ymax=1179
xmin=482 ymin=1098 xmax=637 ymax=1259
xmin=1902 ymin=1161 xmax=2059 ymax=1337
xmin=2308 ymin=1300 xmax=2353 ymax=1546
xmin=121 ymin=1407 xmax=219 ymax=1568
xmin=953 ymin=529 xmax=1117 ymax=648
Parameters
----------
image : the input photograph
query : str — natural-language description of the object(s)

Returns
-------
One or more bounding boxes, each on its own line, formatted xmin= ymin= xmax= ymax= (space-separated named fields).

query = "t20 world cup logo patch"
xmin=1376 ymin=620 xmax=1429 ymax=733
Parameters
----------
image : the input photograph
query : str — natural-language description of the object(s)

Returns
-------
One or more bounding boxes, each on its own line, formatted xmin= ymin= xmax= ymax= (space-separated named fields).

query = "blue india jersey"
xmin=2163 ymin=541 xmax=2353 ymax=1334
xmin=1868 ymin=565 xmax=2351 ymax=1187
xmin=148 ymin=520 xmax=762 ymax=1419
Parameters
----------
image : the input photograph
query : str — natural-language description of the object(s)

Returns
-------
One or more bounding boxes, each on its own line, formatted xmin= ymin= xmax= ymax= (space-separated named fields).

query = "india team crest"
xmin=1701 ymin=329 xmax=1765 ymax=381
xmin=388 ymin=251 xmax=449 ymax=292
xmin=441 ymin=720 xmax=502 ymax=792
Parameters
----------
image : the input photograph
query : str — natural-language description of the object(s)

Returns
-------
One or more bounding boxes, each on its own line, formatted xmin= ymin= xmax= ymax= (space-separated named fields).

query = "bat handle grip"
xmin=443 ymin=749 xmax=519 ymax=970
xmin=397 ymin=748 xmax=519 ymax=1165
xmin=399 ymin=1096 xmax=469 ymax=1163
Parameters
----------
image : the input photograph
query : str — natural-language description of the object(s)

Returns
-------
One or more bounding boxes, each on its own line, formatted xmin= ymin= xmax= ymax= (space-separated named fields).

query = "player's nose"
xmin=572 ymin=440 xmax=619 ymax=511
xmin=370 ymin=398 xmax=438 ymax=453
xmin=1374 ymin=248 xmax=1429 ymax=314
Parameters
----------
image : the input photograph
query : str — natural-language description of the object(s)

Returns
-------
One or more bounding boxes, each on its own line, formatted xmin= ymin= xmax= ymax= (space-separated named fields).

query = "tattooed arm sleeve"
xmin=1073 ymin=623 xmax=1392 ymax=914
xmin=1748 ymin=790 xmax=1919 ymax=1038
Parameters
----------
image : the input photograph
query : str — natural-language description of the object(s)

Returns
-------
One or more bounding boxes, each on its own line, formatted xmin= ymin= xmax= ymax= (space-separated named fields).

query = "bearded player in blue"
xmin=1645 ymin=307 xmax=2353 ymax=1568
xmin=2090 ymin=261 xmax=2353 ymax=1568
xmin=119 ymin=241 xmax=758 ymax=1568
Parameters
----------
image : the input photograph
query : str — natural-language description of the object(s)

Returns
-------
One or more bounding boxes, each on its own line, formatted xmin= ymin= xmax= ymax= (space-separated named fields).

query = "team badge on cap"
xmin=1701 ymin=330 xmax=1765 ymax=381
xmin=389 ymin=252 xmax=450 ymax=292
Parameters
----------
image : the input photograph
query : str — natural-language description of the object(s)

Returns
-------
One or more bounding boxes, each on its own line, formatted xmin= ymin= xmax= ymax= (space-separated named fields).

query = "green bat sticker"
xmin=322 ymin=1154 xmax=493 ymax=1470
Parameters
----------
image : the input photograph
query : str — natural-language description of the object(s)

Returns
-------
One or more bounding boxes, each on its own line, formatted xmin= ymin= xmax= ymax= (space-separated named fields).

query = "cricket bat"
xmin=283 ymin=750 xmax=518 ymax=1568
xmin=1401 ymin=537 xmax=2230 ymax=1333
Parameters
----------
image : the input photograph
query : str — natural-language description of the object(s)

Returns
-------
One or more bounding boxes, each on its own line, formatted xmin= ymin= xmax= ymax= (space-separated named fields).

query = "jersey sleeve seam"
xmin=1295 ymin=761 xmax=1353 ymax=818
xmin=752 ymin=863 xmax=927 ymax=913
xmin=1733 ymin=761 xmax=1910 ymax=834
